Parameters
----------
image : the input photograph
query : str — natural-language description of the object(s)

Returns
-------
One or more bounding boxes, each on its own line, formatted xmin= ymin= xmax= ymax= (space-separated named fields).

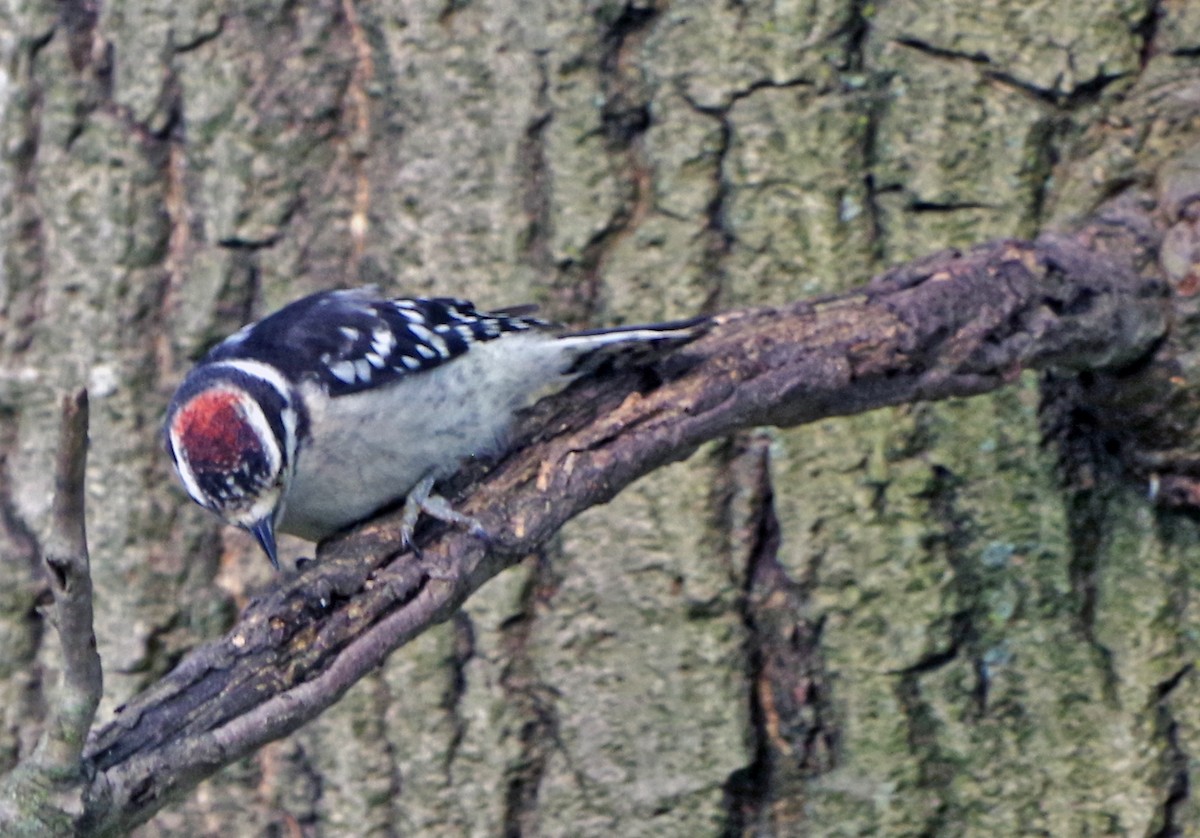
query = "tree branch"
xmin=58 ymin=224 xmax=1173 ymax=833
xmin=0 ymin=390 xmax=103 ymax=836
xmin=36 ymin=389 xmax=103 ymax=772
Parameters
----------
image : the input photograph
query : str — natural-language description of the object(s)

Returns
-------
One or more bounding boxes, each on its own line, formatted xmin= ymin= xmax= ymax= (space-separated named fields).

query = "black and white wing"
xmin=204 ymin=287 xmax=551 ymax=397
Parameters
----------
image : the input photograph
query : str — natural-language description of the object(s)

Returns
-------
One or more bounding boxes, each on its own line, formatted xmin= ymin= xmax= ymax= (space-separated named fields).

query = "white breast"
xmin=277 ymin=333 xmax=578 ymax=541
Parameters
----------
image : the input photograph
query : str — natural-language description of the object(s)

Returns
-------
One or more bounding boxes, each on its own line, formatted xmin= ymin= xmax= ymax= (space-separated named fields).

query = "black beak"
xmin=249 ymin=517 xmax=280 ymax=571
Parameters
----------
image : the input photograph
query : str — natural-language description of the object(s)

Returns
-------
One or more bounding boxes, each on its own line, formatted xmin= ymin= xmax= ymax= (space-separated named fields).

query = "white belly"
xmin=278 ymin=333 xmax=574 ymax=541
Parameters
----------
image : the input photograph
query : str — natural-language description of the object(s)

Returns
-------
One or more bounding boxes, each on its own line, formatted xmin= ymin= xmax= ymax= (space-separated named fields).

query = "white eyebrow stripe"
xmin=168 ymin=424 xmax=208 ymax=508
xmin=206 ymin=359 xmax=293 ymax=402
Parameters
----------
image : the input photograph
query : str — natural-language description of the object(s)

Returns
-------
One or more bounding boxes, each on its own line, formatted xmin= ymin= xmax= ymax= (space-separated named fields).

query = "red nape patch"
xmin=172 ymin=389 xmax=261 ymax=468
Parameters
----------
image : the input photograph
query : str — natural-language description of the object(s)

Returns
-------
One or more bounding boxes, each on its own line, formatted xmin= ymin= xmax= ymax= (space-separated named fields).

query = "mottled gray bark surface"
xmin=1 ymin=0 xmax=1199 ymax=835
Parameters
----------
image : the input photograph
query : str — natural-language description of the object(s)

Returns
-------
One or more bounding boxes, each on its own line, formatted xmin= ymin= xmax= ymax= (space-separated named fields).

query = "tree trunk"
xmin=1 ymin=0 xmax=1197 ymax=835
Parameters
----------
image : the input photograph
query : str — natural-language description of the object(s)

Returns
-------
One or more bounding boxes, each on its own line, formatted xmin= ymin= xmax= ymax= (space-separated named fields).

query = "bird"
xmin=164 ymin=287 xmax=707 ymax=569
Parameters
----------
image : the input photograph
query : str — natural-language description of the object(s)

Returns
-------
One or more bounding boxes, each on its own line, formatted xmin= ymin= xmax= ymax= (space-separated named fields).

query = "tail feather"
xmin=556 ymin=316 xmax=710 ymax=376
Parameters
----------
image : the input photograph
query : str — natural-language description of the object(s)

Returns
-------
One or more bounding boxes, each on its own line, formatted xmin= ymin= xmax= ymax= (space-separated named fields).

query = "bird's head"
xmin=165 ymin=368 xmax=295 ymax=569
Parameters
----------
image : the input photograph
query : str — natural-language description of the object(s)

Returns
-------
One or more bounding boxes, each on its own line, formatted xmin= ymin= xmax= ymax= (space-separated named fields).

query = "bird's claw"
xmin=399 ymin=473 xmax=491 ymax=554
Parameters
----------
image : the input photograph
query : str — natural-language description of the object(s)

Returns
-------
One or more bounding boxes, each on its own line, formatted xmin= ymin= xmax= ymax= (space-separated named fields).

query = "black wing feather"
xmin=205 ymin=288 xmax=549 ymax=397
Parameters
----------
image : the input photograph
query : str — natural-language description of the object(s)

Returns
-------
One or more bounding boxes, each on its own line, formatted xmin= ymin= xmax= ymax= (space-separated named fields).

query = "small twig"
xmin=33 ymin=389 xmax=102 ymax=773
